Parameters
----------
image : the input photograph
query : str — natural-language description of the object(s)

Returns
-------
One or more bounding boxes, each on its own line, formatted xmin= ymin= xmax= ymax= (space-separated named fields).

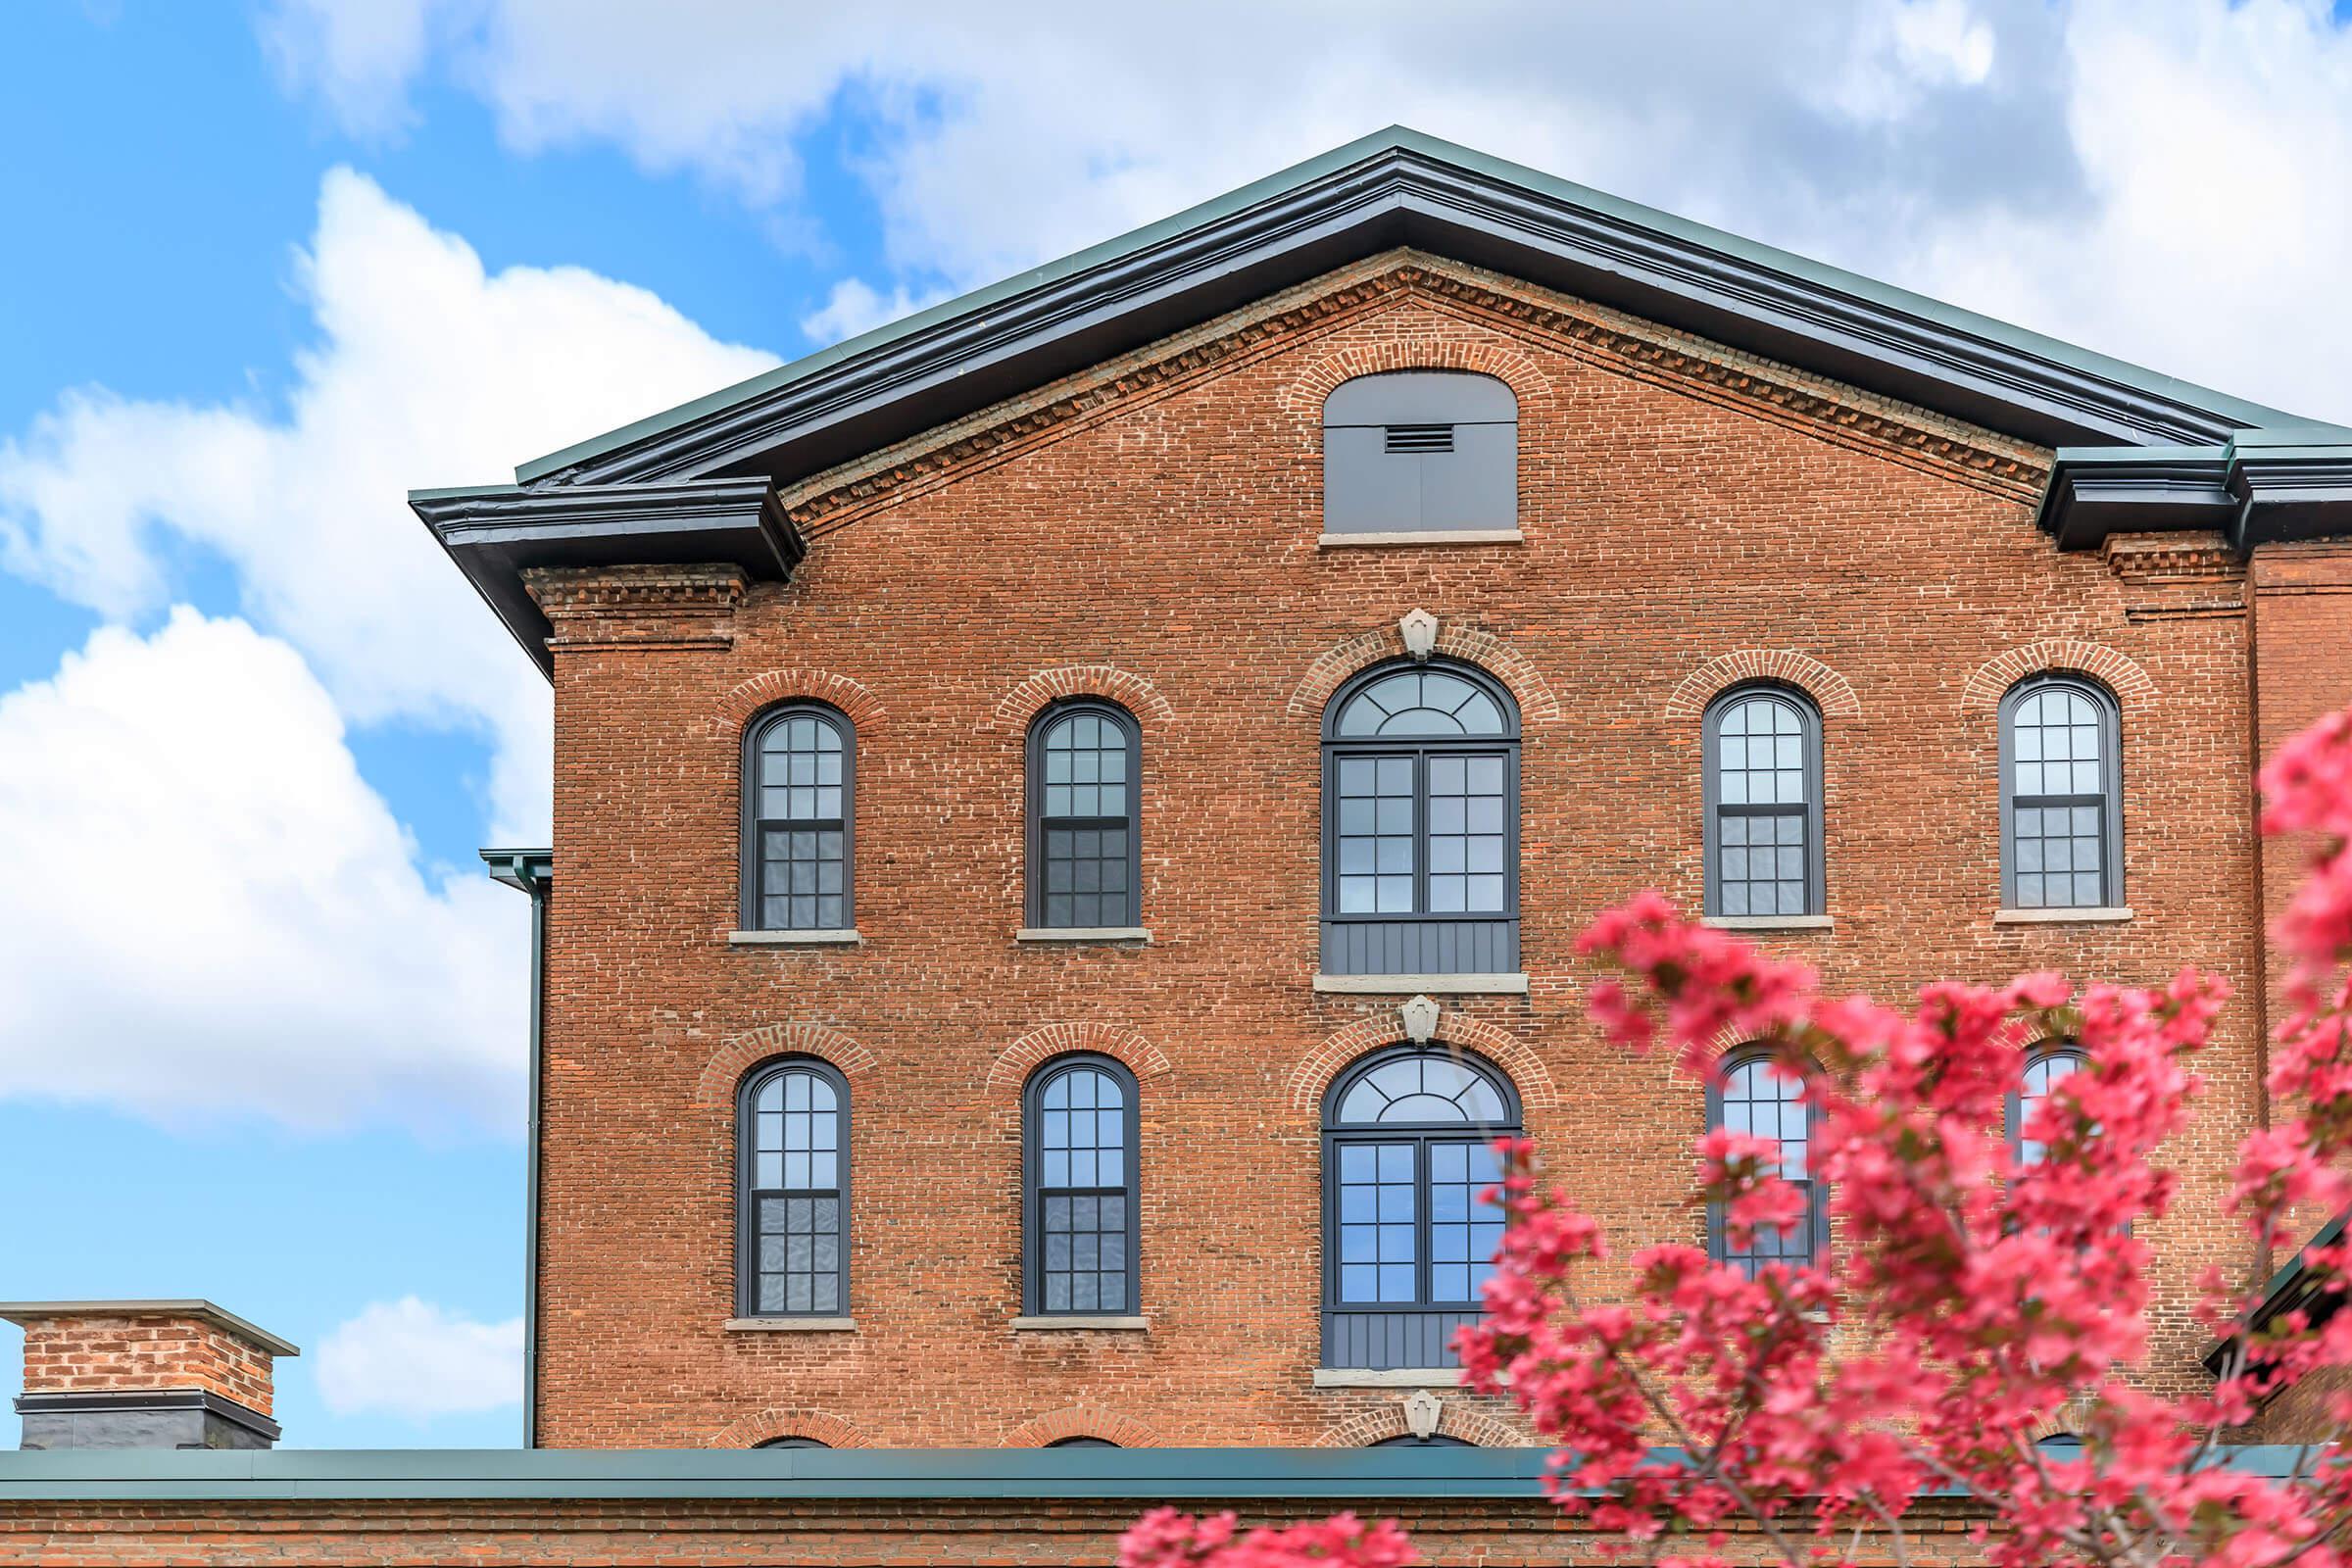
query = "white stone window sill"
xmin=1702 ymin=915 xmax=1835 ymax=932
xmin=1318 ymin=529 xmax=1523 ymax=549
xmin=1311 ymin=1367 xmax=1468 ymax=1389
xmin=728 ymin=929 xmax=862 ymax=947
xmin=724 ymin=1316 xmax=856 ymax=1332
xmin=1992 ymin=906 xmax=2133 ymax=925
xmin=1312 ymin=972 xmax=1529 ymax=996
xmin=1010 ymin=1315 xmax=1149 ymax=1331
xmin=1015 ymin=927 xmax=1152 ymax=944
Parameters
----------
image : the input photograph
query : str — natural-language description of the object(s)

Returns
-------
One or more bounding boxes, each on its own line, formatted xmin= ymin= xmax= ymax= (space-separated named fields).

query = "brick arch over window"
xmin=989 ymin=665 xmax=1175 ymax=732
xmin=1666 ymin=650 xmax=1861 ymax=721
xmin=707 ymin=1407 xmax=870 ymax=1450
xmin=1286 ymin=622 xmax=1560 ymax=725
xmin=1003 ymin=1405 xmax=1164 ymax=1448
xmin=1286 ymin=1014 xmax=1558 ymax=1121
xmin=1277 ymin=318 xmax=1557 ymax=423
xmin=1963 ymin=641 xmax=2154 ymax=716
xmin=986 ymin=1022 xmax=1173 ymax=1095
xmin=714 ymin=668 xmax=888 ymax=738
xmin=1311 ymin=1401 xmax=1532 ymax=1447
xmin=695 ymin=1022 xmax=878 ymax=1110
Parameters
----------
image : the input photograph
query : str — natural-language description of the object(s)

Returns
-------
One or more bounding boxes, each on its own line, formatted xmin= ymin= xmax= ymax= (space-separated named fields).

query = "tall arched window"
xmin=1999 ymin=675 xmax=2123 ymax=910
xmin=1702 ymin=686 xmax=1825 ymax=918
xmin=755 ymin=1437 xmax=830 ymax=1448
xmin=1322 ymin=1046 xmax=1520 ymax=1370
xmin=2009 ymin=1043 xmax=2086 ymax=1164
xmin=737 ymin=1059 xmax=850 ymax=1318
xmin=1023 ymin=1056 xmax=1141 ymax=1317
xmin=1026 ymin=701 xmax=1142 ymax=931
xmin=741 ymin=704 xmax=855 ymax=932
xmin=1322 ymin=370 xmax=1518 ymax=537
xmin=1706 ymin=1051 xmax=1825 ymax=1277
xmin=1322 ymin=661 xmax=1520 ymax=977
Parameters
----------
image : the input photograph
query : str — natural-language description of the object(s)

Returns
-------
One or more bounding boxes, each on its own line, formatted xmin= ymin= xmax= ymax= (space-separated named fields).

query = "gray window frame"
xmin=1025 ymin=699 xmax=1143 ymax=929
xmin=1320 ymin=1044 xmax=1522 ymax=1369
xmin=735 ymin=1055 xmax=853 ymax=1320
xmin=1319 ymin=659 xmax=1522 ymax=976
xmin=1021 ymin=1054 xmax=1143 ymax=1317
xmin=1703 ymin=1048 xmax=1828 ymax=1275
xmin=740 ymin=701 xmax=857 ymax=931
xmin=1998 ymin=674 xmax=2124 ymax=909
xmin=1700 ymin=684 xmax=1827 ymax=918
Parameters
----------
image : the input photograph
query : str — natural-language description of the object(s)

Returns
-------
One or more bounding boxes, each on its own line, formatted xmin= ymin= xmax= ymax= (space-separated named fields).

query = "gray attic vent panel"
xmin=1324 ymin=371 xmax=1517 ymax=534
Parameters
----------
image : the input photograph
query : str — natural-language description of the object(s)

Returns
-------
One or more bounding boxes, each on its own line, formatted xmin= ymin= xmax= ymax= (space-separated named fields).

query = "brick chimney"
xmin=2 ymin=1300 xmax=298 ymax=1449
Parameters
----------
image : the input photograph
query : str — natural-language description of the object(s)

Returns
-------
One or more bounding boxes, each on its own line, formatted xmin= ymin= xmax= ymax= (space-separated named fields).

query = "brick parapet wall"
xmin=17 ymin=1313 xmax=277 ymax=1418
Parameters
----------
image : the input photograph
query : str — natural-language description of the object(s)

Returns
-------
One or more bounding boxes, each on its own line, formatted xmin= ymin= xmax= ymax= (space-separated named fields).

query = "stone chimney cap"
xmin=0 ymin=1300 xmax=300 ymax=1359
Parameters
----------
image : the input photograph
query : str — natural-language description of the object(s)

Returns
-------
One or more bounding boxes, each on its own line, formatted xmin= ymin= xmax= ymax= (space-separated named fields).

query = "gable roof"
xmin=413 ymin=126 xmax=2352 ymax=673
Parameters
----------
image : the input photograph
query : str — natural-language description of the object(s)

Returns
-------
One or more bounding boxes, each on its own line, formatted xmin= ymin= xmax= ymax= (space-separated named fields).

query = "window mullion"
xmin=1413 ymin=749 xmax=1431 ymax=918
xmin=1414 ymin=1136 xmax=1434 ymax=1309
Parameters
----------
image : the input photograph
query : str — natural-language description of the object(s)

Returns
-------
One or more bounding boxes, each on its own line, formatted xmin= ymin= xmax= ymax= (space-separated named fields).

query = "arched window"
xmin=2009 ymin=1044 xmax=2087 ymax=1164
xmin=741 ymin=704 xmax=854 ymax=932
xmin=755 ymin=1437 xmax=830 ymax=1448
xmin=1702 ymin=686 xmax=1825 ymax=918
xmin=1372 ymin=1433 xmax=1473 ymax=1446
xmin=1322 ymin=370 xmax=1518 ymax=537
xmin=1999 ymin=676 xmax=2123 ymax=910
xmin=1047 ymin=1436 xmax=1119 ymax=1447
xmin=1706 ymin=1051 xmax=1825 ymax=1277
xmin=1026 ymin=701 xmax=1142 ymax=931
xmin=1321 ymin=661 xmax=1521 ymax=977
xmin=1023 ymin=1056 xmax=1141 ymax=1317
xmin=1322 ymin=1047 xmax=1521 ymax=1370
xmin=737 ymin=1059 xmax=849 ymax=1318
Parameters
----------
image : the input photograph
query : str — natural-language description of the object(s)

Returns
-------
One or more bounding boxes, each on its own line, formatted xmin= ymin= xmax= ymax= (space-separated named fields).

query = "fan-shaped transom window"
xmin=1027 ymin=701 xmax=1142 ymax=930
xmin=741 ymin=704 xmax=854 ymax=931
xmin=737 ymin=1059 xmax=850 ymax=1318
xmin=1024 ymin=1056 xmax=1142 ymax=1316
xmin=1323 ymin=370 xmax=1518 ymax=536
xmin=1702 ymin=686 xmax=1825 ymax=918
xmin=1321 ymin=661 xmax=1521 ymax=977
xmin=1322 ymin=1047 xmax=1521 ymax=1368
xmin=1999 ymin=676 xmax=2123 ymax=910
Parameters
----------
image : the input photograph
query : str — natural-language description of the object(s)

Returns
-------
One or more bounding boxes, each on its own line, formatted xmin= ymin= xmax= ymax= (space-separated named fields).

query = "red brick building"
xmin=9 ymin=126 xmax=2352 ymax=1563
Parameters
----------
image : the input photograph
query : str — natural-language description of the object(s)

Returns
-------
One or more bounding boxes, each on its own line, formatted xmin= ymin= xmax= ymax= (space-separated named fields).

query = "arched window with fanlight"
xmin=1999 ymin=675 xmax=2123 ymax=911
xmin=1026 ymin=700 xmax=1142 ymax=932
xmin=737 ymin=1058 xmax=850 ymax=1318
xmin=1702 ymin=685 xmax=1825 ymax=919
xmin=1706 ymin=1050 xmax=1825 ymax=1277
xmin=1322 ymin=1046 xmax=1520 ymax=1370
xmin=741 ymin=703 xmax=854 ymax=933
xmin=1023 ymin=1055 xmax=1142 ymax=1318
xmin=1322 ymin=661 xmax=1520 ymax=977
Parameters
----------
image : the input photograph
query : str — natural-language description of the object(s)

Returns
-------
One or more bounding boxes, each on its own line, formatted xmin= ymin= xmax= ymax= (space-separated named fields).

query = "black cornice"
xmin=531 ymin=145 xmax=2289 ymax=493
xmin=409 ymin=479 xmax=800 ymax=677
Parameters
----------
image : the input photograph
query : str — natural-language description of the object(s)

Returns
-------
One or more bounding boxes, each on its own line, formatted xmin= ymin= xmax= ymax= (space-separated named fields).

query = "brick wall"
xmin=524 ymin=252 xmax=2298 ymax=1447
xmin=16 ymin=1313 xmax=276 ymax=1418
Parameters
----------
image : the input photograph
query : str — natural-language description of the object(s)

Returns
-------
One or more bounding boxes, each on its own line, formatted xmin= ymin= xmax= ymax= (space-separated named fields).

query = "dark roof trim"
xmin=2202 ymin=1207 xmax=2351 ymax=1376
xmin=481 ymin=848 xmax=553 ymax=894
xmin=15 ymin=1388 xmax=282 ymax=1445
xmin=512 ymin=128 xmax=2323 ymax=492
xmin=409 ymin=479 xmax=802 ymax=677
xmin=2036 ymin=431 xmax=2352 ymax=552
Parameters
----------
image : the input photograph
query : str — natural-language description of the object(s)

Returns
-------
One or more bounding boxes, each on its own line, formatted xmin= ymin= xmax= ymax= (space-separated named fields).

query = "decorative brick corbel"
xmin=523 ymin=564 xmax=749 ymax=655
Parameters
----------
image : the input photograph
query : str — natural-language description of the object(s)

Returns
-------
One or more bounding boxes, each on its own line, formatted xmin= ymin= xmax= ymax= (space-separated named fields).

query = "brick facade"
xmin=14 ymin=1311 xmax=278 ymax=1419
xmin=519 ymin=253 xmax=2330 ymax=1449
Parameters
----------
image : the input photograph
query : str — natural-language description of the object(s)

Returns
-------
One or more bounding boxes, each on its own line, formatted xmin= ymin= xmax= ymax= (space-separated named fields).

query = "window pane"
xmin=1710 ymin=1058 xmax=1813 ymax=1277
xmin=1034 ymin=1065 xmax=1133 ymax=1313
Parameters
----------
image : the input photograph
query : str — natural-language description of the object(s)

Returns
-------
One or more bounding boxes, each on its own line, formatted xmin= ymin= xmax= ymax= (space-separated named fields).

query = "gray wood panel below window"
xmin=1321 ymin=917 xmax=1517 ymax=976
xmin=1322 ymin=1308 xmax=1483 ymax=1370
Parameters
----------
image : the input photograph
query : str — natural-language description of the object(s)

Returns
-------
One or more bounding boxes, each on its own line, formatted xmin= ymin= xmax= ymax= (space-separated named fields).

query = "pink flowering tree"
xmin=1125 ymin=704 xmax=2352 ymax=1568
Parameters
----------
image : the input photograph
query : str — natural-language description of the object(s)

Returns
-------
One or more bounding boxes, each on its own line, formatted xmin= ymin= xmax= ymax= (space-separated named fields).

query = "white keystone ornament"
xmin=1399 ymin=609 xmax=1439 ymax=662
xmin=1400 ymin=994 xmax=1441 ymax=1044
xmin=1401 ymin=1389 xmax=1443 ymax=1441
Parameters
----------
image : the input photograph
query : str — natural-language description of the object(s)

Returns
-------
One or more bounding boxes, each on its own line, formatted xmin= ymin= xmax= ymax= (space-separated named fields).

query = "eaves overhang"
xmin=2202 ymin=1207 xmax=2351 ymax=1378
xmin=512 ymin=128 xmax=2328 ymax=497
xmin=2035 ymin=430 xmax=2352 ymax=554
xmin=408 ymin=478 xmax=802 ymax=677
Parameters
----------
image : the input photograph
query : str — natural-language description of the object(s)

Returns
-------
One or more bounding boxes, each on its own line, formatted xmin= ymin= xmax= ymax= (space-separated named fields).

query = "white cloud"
xmin=261 ymin=0 xmax=2352 ymax=424
xmin=316 ymin=1297 xmax=521 ymax=1420
xmin=0 ymin=167 xmax=777 ymax=841
xmin=0 ymin=611 xmax=521 ymax=1130
xmin=798 ymin=276 xmax=942 ymax=347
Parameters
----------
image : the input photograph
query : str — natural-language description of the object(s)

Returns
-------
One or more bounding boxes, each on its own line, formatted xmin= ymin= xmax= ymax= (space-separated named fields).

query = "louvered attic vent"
xmin=1383 ymin=422 xmax=1455 ymax=454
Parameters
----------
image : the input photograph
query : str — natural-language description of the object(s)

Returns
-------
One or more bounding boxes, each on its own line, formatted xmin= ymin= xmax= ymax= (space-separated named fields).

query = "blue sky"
xmin=2 ymin=0 xmax=2349 ymax=1447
